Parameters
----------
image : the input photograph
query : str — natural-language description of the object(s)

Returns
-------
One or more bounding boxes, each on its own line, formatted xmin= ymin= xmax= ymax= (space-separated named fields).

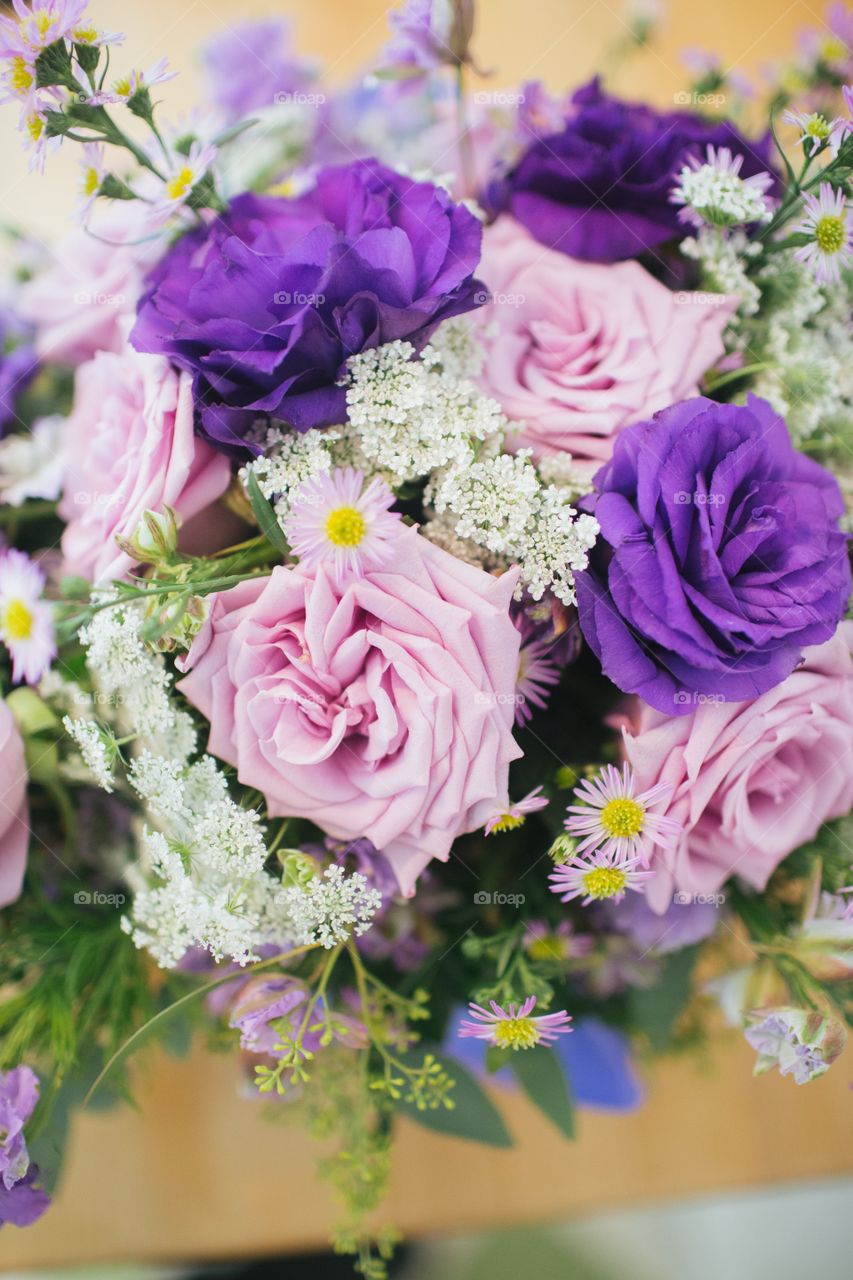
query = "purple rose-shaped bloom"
xmin=484 ymin=79 xmax=777 ymax=262
xmin=131 ymin=160 xmax=484 ymax=453
xmin=576 ymin=395 xmax=851 ymax=714
xmin=0 ymin=1065 xmax=49 ymax=1229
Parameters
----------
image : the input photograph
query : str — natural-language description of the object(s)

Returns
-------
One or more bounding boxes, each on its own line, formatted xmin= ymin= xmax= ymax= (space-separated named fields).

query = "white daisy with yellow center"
xmin=0 ymin=549 xmax=55 ymax=685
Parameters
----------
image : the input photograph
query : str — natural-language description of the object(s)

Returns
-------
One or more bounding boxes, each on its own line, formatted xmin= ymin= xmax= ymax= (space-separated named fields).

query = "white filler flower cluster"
xmin=69 ymin=600 xmax=383 ymax=968
xmin=242 ymin=320 xmax=600 ymax=604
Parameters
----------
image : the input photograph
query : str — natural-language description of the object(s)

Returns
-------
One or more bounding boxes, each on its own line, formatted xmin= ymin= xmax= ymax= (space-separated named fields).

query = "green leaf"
xmin=511 ymin=1046 xmax=575 ymax=1139
xmin=396 ymin=1051 xmax=512 ymax=1147
xmin=212 ymin=118 xmax=259 ymax=148
xmin=246 ymin=469 xmax=289 ymax=557
xmin=629 ymin=945 xmax=698 ymax=1050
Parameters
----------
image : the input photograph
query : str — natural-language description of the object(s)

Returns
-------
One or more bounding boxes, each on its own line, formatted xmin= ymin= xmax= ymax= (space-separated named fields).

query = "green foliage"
xmin=0 ymin=896 xmax=155 ymax=1081
xmin=394 ymin=1049 xmax=512 ymax=1147
xmin=245 ymin=468 xmax=290 ymax=557
xmin=511 ymin=1046 xmax=575 ymax=1140
xmin=628 ymin=946 xmax=699 ymax=1052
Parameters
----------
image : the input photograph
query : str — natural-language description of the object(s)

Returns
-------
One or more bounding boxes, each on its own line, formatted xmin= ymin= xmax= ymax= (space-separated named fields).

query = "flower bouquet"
xmin=1 ymin=0 xmax=852 ymax=1271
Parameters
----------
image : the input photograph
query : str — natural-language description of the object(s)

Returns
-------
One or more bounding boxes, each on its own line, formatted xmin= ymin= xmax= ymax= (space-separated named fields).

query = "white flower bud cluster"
xmin=278 ymin=863 xmax=382 ymax=950
xmin=428 ymin=449 xmax=599 ymax=605
xmin=345 ymin=338 xmax=504 ymax=485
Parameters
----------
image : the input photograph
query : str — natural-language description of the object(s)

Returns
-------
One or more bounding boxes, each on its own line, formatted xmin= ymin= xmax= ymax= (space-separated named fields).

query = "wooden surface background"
xmin=4 ymin=1031 xmax=853 ymax=1268
xmin=2 ymin=0 xmax=850 ymax=1267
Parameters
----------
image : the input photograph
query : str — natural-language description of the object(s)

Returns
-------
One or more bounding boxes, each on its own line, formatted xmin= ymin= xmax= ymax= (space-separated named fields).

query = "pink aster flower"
xmin=149 ymin=140 xmax=217 ymax=226
xmin=284 ymin=468 xmax=403 ymax=583
xmin=792 ymin=183 xmax=853 ymax=284
xmin=75 ymin=141 xmax=105 ymax=222
xmin=0 ymin=549 xmax=55 ymax=684
xmin=0 ymin=0 xmax=88 ymax=56
xmin=523 ymin=918 xmax=595 ymax=961
xmin=484 ymin=786 xmax=549 ymax=835
xmin=458 ymin=996 xmax=572 ymax=1050
xmin=17 ymin=92 xmax=57 ymax=172
xmin=549 ymin=847 xmax=653 ymax=907
xmin=91 ymin=57 xmax=175 ymax=106
xmin=565 ymin=763 xmax=681 ymax=864
xmin=515 ymin=635 xmax=560 ymax=726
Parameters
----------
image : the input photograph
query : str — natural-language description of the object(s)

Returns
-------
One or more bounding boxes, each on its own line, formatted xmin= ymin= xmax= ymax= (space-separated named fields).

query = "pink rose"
xmin=0 ymin=699 xmax=29 ymax=908
xmin=17 ymin=204 xmax=159 ymax=365
xmin=476 ymin=217 xmax=736 ymax=470
xmin=623 ymin=623 xmax=853 ymax=912
xmin=178 ymin=528 xmax=522 ymax=895
xmin=58 ymin=350 xmax=231 ymax=584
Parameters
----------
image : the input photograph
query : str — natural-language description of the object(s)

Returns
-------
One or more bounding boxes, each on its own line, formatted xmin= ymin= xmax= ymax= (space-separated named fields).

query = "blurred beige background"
xmin=0 ymin=0 xmax=832 ymax=240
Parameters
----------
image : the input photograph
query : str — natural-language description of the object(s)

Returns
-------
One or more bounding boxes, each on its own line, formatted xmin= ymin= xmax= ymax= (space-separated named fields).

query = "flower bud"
xmin=744 ymin=1006 xmax=846 ymax=1084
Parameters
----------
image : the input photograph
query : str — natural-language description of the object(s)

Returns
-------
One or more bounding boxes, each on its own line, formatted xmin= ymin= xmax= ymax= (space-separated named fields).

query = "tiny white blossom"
xmin=279 ymin=863 xmax=382 ymax=949
xmin=62 ymin=717 xmax=116 ymax=792
xmin=671 ymin=145 xmax=774 ymax=228
xmin=345 ymin=339 xmax=504 ymax=485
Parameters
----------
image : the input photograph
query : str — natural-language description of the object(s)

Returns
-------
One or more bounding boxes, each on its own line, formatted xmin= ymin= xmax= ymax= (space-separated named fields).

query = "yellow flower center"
xmin=805 ymin=116 xmax=830 ymax=140
xmin=166 ymin=167 xmax=195 ymax=201
xmin=33 ymin=10 xmax=52 ymax=41
xmin=2 ymin=598 xmax=34 ymax=642
xmin=815 ymin=214 xmax=845 ymax=255
xmin=26 ymin=112 xmax=44 ymax=143
xmin=493 ymin=1017 xmax=539 ymax=1051
xmin=488 ymin=812 xmax=525 ymax=834
xmin=9 ymin=57 xmax=33 ymax=95
xmin=72 ymin=25 xmax=99 ymax=44
xmin=599 ymin=797 xmax=645 ymax=839
xmin=820 ymin=36 xmax=848 ymax=62
xmin=113 ymin=76 xmax=132 ymax=98
xmin=325 ymin=506 xmax=366 ymax=548
xmin=581 ymin=865 xmax=628 ymax=900
xmin=82 ymin=166 xmax=100 ymax=196
xmin=527 ymin=935 xmax=562 ymax=962
xmin=268 ymin=177 xmax=298 ymax=197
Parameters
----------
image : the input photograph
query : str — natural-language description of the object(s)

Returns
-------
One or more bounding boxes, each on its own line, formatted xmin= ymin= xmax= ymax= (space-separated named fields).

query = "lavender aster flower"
xmin=0 ymin=1065 xmax=50 ymax=1228
xmin=131 ymin=160 xmax=484 ymax=454
xmin=483 ymin=78 xmax=777 ymax=262
xmin=576 ymin=395 xmax=851 ymax=714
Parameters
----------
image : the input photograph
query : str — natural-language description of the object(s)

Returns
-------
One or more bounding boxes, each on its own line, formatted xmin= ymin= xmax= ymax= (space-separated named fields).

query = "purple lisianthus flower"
xmin=131 ymin=160 xmax=484 ymax=454
xmin=0 ymin=310 xmax=37 ymax=436
xmin=200 ymin=18 xmax=319 ymax=123
xmin=229 ymin=975 xmax=367 ymax=1057
xmin=483 ymin=78 xmax=777 ymax=262
xmin=0 ymin=1065 xmax=50 ymax=1229
xmin=576 ymin=395 xmax=851 ymax=714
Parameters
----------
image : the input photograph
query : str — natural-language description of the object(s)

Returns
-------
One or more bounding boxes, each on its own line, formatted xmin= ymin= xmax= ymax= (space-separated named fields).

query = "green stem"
xmin=704 ymin=361 xmax=770 ymax=392
xmin=83 ymin=942 xmax=319 ymax=1106
xmin=0 ymin=500 xmax=57 ymax=524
